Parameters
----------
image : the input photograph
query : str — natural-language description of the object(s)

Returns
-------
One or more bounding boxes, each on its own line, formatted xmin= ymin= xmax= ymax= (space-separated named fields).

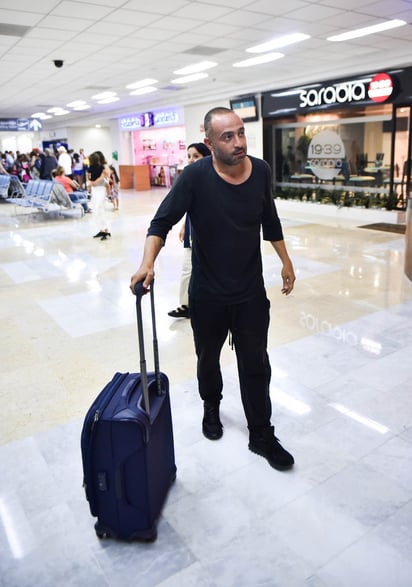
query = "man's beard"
xmin=213 ymin=145 xmax=247 ymax=166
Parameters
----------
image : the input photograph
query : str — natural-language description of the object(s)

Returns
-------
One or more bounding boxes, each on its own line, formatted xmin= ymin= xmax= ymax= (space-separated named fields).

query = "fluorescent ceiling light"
xmin=47 ymin=107 xmax=64 ymax=113
xmin=327 ymin=19 xmax=406 ymax=42
xmin=173 ymin=61 xmax=217 ymax=75
xmin=233 ymin=53 xmax=284 ymax=68
xmin=38 ymin=114 xmax=53 ymax=119
xmin=126 ymin=78 xmax=158 ymax=90
xmin=97 ymin=97 xmax=120 ymax=104
xmin=92 ymin=91 xmax=117 ymax=100
xmin=72 ymin=105 xmax=91 ymax=111
xmin=171 ymin=72 xmax=208 ymax=84
xmin=53 ymin=110 xmax=70 ymax=116
xmin=66 ymin=100 xmax=87 ymax=108
xmin=129 ymin=86 xmax=158 ymax=96
xmin=31 ymin=112 xmax=45 ymax=117
xmin=247 ymin=33 xmax=310 ymax=53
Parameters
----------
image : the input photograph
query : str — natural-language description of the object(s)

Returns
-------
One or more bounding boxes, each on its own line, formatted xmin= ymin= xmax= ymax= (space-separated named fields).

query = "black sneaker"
xmin=202 ymin=401 xmax=223 ymax=440
xmin=249 ymin=426 xmax=294 ymax=471
xmin=168 ymin=305 xmax=189 ymax=318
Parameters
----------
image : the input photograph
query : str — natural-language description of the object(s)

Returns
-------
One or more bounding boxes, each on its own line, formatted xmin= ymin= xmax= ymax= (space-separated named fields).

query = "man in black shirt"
xmin=130 ymin=107 xmax=296 ymax=471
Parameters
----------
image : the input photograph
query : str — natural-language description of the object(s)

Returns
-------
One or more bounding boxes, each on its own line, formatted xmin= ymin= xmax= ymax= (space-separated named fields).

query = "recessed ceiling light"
xmin=92 ymin=91 xmax=117 ymax=100
xmin=66 ymin=100 xmax=87 ymax=108
xmin=47 ymin=107 xmax=64 ymax=113
xmin=327 ymin=19 xmax=406 ymax=42
xmin=246 ymin=33 xmax=310 ymax=53
xmin=129 ymin=86 xmax=158 ymax=96
xmin=173 ymin=61 xmax=217 ymax=75
xmin=32 ymin=113 xmax=53 ymax=120
xmin=233 ymin=53 xmax=284 ymax=68
xmin=97 ymin=97 xmax=120 ymax=104
xmin=53 ymin=110 xmax=70 ymax=116
xmin=72 ymin=105 xmax=91 ymax=111
xmin=126 ymin=78 xmax=158 ymax=89
xmin=171 ymin=72 xmax=209 ymax=84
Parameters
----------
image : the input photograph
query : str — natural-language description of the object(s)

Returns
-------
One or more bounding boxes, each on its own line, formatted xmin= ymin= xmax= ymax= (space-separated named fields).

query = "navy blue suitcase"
xmin=81 ymin=282 xmax=176 ymax=541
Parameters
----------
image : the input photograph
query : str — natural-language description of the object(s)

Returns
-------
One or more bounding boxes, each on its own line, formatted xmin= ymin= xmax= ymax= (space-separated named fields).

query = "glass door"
xmin=390 ymin=106 xmax=411 ymax=208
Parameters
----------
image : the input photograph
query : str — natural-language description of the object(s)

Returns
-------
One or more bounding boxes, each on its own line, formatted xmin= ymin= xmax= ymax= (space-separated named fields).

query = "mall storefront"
xmin=262 ymin=67 xmax=412 ymax=210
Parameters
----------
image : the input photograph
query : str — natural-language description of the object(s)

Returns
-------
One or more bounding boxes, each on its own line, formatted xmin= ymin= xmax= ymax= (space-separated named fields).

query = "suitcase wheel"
xmin=143 ymin=530 xmax=157 ymax=543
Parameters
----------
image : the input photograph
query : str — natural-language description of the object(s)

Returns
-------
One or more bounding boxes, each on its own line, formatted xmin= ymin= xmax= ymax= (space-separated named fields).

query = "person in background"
xmin=0 ymin=158 xmax=9 ymax=175
xmin=57 ymin=146 xmax=72 ymax=177
xmin=107 ymin=164 xmax=120 ymax=210
xmin=29 ymin=150 xmax=41 ymax=179
xmin=130 ymin=107 xmax=296 ymax=472
xmin=168 ymin=142 xmax=211 ymax=319
xmin=40 ymin=148 xmax=58 ymax=180
xmin=72 ymin=152 xmax=84 ymax=187
xmin=53 ymin=165 xmax=91 ymax=213
xmin=87 ymin=151 xmax=111 ymax=240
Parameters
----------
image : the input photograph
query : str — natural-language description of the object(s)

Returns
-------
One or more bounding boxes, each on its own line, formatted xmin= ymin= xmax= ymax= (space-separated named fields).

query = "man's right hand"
xmin=130 ymin=268 xmax=154 ymax=294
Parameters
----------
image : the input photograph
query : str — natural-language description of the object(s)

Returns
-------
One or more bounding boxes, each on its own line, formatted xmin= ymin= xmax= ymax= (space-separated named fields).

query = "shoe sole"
xmin=202 ymin=426 xmax=223 ymax=441
xmin=248 ymin=444 xmax=294 ymax=471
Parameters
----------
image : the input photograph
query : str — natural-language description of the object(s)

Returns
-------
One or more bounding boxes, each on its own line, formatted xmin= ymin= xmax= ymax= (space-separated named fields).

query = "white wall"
xmin=1 ymin=132 xmax=41 ymax=153
xmin=67 ymin=126 xmax=113 ymax=162
xmin=39 ymin=126 xmax=113 ymax=161
xmin=32 ymin=99 xmax=264 ymax=167
xmin=184 ymin=100 xmax=263 ymax=158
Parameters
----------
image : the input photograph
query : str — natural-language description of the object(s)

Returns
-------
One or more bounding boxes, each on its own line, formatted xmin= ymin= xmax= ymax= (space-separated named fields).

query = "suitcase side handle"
xmin=134 ymin=280 xmax=162 ymax=415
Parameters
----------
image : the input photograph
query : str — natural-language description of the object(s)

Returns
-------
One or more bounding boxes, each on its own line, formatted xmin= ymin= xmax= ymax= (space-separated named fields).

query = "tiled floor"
xmin=1 ymin=190 xmax=412 ymax=586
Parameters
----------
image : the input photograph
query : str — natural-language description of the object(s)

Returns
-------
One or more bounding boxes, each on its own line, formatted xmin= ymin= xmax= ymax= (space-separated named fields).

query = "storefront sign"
xmin=307 ymin=130 xmax=346 ymax=181
xmin=300 ymin=81 xmax=366 ymax=108
xmin=0 ymin=118 xmax=42 ymax=132
xmin=119 ymin=109 xmax=180 ymax=131
xmin=262 ymin=69 xmax=404 ymax=118
xmin=119 ymin=114 xmax=153 ymax=130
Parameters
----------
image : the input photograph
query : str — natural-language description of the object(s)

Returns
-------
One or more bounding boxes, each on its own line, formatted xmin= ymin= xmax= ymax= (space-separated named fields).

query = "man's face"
xmin=205 ymin=112 xmax=247 ymax=166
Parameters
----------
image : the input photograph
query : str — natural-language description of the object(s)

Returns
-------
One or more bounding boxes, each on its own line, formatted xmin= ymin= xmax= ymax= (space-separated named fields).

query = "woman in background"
xmin=107 ymin=164 xmax=120 ymax=210
xmin=168 ymin=142 xmax=211 ymax=318
xmin=87 ymin=151 xmax=111 ymax=240
xmin=53 ymin=165 xmax=91 ymax=213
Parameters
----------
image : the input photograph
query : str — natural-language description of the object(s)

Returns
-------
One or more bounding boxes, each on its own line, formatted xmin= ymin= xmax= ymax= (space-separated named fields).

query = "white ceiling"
xmin=1 ymin=0 xmax=412 ymax=129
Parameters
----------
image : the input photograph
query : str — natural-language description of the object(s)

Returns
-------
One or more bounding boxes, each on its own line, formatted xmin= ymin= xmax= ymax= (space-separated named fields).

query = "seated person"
xmin=52 ymin=166 xmax=91 ymax=212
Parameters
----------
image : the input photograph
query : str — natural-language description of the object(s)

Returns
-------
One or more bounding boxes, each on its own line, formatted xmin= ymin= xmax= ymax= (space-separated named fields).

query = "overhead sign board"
xmin=0 ymin=118 xmax=42 ymax=132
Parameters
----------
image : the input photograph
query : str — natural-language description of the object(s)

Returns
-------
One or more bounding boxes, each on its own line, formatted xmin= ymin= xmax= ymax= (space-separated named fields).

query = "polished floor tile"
xmin=0 ymin=192 xmax=412 ymax=586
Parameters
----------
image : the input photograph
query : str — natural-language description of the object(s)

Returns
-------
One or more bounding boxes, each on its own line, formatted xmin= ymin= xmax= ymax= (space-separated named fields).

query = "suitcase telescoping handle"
xmin=134 ymin=280 xmax=162 ymax=415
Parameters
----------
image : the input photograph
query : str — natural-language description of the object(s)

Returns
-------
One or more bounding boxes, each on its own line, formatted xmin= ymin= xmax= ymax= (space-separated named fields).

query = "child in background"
xmin=108 ymin=165 xmax=120 ymax=210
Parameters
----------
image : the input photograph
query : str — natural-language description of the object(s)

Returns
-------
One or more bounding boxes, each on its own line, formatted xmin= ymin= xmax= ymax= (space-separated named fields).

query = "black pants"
xmin=189 ymin=294 xmax=272 ymax=434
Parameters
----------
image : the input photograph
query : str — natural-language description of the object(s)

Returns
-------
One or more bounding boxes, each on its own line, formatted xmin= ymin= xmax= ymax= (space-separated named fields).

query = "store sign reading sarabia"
xmin=299 ymin=72 xmax=393 ymax=108
xmin=307 ymin=130 xmax=346 ymax=181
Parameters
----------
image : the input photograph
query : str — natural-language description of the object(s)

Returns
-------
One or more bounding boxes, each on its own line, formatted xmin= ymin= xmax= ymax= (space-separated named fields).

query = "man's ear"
xmin=204 ymin=137 xmax=212 ymax=152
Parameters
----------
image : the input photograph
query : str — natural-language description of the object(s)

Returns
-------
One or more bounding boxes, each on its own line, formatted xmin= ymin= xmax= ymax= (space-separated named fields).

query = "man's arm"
xmin=271 ymin=240 xmax=296 ymax=295
xmin=130 ymin=235 xmax=164 ymax=293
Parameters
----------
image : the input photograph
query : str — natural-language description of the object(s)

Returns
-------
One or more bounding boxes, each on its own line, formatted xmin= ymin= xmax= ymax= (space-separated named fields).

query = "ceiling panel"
xmin=0 ymin=1 xmax=409 ymax=126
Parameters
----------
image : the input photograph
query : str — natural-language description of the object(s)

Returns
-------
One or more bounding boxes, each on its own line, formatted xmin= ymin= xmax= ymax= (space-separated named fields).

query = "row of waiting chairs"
xmin=1 ymin=175 xmax=86 ymax=217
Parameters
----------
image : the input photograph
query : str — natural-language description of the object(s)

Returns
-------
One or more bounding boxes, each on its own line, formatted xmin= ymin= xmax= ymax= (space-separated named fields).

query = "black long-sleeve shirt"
xmin=147 ymin=155 xmax=284 ymax=304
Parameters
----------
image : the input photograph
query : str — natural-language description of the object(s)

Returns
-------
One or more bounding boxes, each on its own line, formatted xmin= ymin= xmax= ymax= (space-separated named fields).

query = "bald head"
xmin=204 ymin=107 xmax=240 ymax=139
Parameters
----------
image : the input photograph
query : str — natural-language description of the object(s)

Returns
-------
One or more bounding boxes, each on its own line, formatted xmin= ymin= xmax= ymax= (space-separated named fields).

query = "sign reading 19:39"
xmin=307 ymin=130 xmax=346 ymax=181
